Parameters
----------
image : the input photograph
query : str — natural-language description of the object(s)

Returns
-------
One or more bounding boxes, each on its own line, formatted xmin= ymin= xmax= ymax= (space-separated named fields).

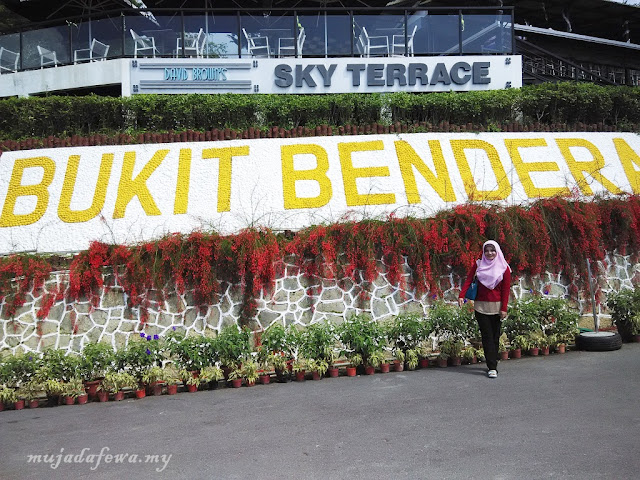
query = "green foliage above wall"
xmin=1 ymin=83 xmax=638 ymax=141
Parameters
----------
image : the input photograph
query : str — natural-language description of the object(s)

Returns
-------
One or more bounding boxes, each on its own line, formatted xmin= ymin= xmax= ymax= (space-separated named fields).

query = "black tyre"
xmin=575 ymin=332 xmax=622 ymax=351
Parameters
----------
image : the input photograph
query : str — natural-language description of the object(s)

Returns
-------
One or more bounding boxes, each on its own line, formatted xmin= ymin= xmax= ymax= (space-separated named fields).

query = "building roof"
xmin=1 ymin=0 xmax=638 ymax=42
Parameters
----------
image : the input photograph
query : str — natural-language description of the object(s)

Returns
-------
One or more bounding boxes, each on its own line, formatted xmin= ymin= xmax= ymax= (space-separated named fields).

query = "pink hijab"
xmin=476 ymin=240 xmax=511 ymax=290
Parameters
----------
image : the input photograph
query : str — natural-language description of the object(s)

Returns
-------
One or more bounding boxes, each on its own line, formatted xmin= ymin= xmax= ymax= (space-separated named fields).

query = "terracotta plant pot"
xmin=259 ymin=374 xmax=271 ymax=385
xmin=437 ymin=358 xmax=448 ymax=368
xmin=0 ymin=402 xmax=4 ymax=412
xmin=311 ymin=371 xmax=322 ymax=381
xmin=364 ymin=365 xmax=375 ymax=375
xmin=77 ymin=394 xmax=89 ymax=405
xmin=541 ymin=346 xmax=550 ymax=356
xmin=529 ymin=347 xmax=539 ymax=356
xmin=84 ymin=380 xmax=101 ymax=400
xmin=393 ymin=361 xmax=404 ymax=372
xmin=150 ymin=383 xmax=163 ymax=396
xmin=114 ymin=391 xmax=125 ymax=401
xmin=470 ymin=356 xmax=478 ymax=364
xmin=14 ymin=400 xmax=25 ymax=410
xmin=449 ymin=356 xmax=462 ymax=367
xmin=186 ymin=384 xmax=198 ymax=393
xmin=632 ymin=335 xmax=640 ymax=343
xmin=500 ymin=351 xmax=509 ymax=360
xmin=64 ymin=396 xmax=75 ymax=405
xmin=295 ymin=371 xmax=306 ymax=382
xmin=135 ymin=388 xmax=146 ymax=399
xmin=28 ymin=399 xmax=39 ymax=408
xmin=419 ymin=358 xmax=429 ymax=369
xmin=380 ymin=363 xmax=390 ymax=373
xmin=510 ymin=348 xmax=522 ymax=359
xmin=556 ymin=344 xmax=566 ymax=354
xmin=230 ymin=378 xmax=242 ymax=388
xmin=328 ymin=367 xmax=339 ymax=378
xmin=167 ymin=384 xmax=178 ymax=395
xmin=346 ymin=366 xmax=357 ymax=376
xmin=97 ymin=390 xmax=109 ymax=402
xmin=246 ymin=379 xmax=256 ymax=387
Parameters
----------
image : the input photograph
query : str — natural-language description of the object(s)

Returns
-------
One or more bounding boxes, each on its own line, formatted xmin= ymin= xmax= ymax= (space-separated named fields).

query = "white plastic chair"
xmin=392 ymin=25 xmax=417 ymax=57
xmin=37 ymin=46 xmax=58 ymax=68
xmin=361 ymin=26 xmax=388 ymax=57
xmin=242 ymin=28 xmax=270 ymax=57
xmin=74 ymin=39 xmax=110 ymax=63
xmin=0 ymin=47 xmax=20 ymax=73
xmin=130 ymin=29 xmax=159 ymax=58
xmin=278 ymin=27 xmax=305 ymax=57
xmin=176 ymin=28 xmax=206 ymax=57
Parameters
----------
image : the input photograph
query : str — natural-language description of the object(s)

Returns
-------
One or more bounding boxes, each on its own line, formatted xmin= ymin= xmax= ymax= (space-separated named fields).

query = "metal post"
xmin=586 ymin=258 xmax=599 ymax=332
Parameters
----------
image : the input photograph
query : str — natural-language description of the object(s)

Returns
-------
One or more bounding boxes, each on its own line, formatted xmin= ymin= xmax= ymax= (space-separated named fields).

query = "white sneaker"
xmin=488 ymin=370 xmax=498 ymax=378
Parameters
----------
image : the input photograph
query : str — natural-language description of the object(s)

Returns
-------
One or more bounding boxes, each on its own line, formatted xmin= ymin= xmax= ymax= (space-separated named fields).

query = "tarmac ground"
xmin=1 ymin=343 xmax=638 ymax=480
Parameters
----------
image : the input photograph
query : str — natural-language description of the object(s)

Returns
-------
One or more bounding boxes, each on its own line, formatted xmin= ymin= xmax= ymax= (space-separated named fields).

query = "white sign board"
xmin=0 ymin=132 xmax=638 ymax=254
xmin=127 ymin=56 xmax=522 ymax=95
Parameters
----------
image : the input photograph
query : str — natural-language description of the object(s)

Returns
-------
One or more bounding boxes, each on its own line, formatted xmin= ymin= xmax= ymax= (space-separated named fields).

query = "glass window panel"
xmin=71 ymin=15 xmax=123 ymax=62
xmin=462 ymin=14 xmax=512 ymax=54
xmin=125 ymin=13 xmax=182 ymax=57
xmin=0 ymin=33 xmax=21 ymax=71
xmin=353 ymin=13 xmax=404 ymax=57
xmin=414 ymin=13 xmax=460 ymax=55
xmin=205 ymin=13 xmax=240 ymax=58
xmin=22 ymin=25 xmax=71 ymax=69
xmin=296 ymin=13 xmax=327 ymax=57
xmin=239 ymin=13 xmax=294 ymax=58
xmin=325 ymin=13 xmax=351 ymax=57
xmin=125 ymin=12 xmax=181 ymax=57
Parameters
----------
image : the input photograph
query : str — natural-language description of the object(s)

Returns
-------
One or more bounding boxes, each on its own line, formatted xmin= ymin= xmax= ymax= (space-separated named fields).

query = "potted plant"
xmin=242 ymin=358 xmax=260 ymax=386
xmin=440 ymin=339 xmax=464 ymax=366
xmin=259 ymin=323 xmax=295 ymax=383
xmin=161 ymin=366 xmax=182 ymax=395
xmin=462 ymin=346 xmax=477 ymax=364
xmin=437 ymin=351 xmax=449 ymax=368
xmin=0 ymin=385 xmax=18 ymax=411
xmin=98 ymin=372 xmax=121 ymax=401
xmin=386 ymin=313 xmax=430 ymax=371
xmin=508 ymin=334 xmax=524 ymax=358
xmin=62 ymin=377 xmax=86 ymax=405
xmin=142 ymin=365 xmax=166 ymax=396
xmin=297 ymin=322 xmax=337 ymax=379
xmin=227 ymin=366 xmax=243 ymax=388
xmin=35 ymin=349 xmax=79 ymax=406
xmin=393 ymin=350 xmax=405 ymax=372
xmin=498 ymin=335 xmax=510 ymax=361
xmin=339 ymin=314 xmax=385 ymax=374
xmin=306 ymin=358 xmax=329 ymax=380
xmin=365 ymin=350 xmax=386 ymax=375
xmin=216 ymin=325 xmax=252 ymax=376
xmin=81 ymin=341 xmax=115 ymax=399
xmin=177 ymin=369 xmax=201 ymax=392
xmin=16 ymin=380 xmax=43 ymax=408
xmin=527 ymin=330 xmax=544 ymax=356
xmin=199 ymin=364 xmax=224 ymax=390
xmin=291 ymin=358 xmax=307 ymax=382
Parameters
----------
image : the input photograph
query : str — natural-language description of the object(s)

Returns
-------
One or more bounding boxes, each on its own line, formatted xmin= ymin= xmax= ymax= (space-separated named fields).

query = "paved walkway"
xmin=1 ymin=344 xmax=639 ymax=480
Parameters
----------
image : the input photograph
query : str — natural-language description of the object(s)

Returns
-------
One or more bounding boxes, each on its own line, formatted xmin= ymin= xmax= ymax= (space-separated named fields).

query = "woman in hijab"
xmin=458 ymin=240 xmax=512 ymax=378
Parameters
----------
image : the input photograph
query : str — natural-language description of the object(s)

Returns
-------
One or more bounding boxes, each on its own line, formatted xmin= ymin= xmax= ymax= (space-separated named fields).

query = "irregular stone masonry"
xmin=0 ymin=253 xmax=635 ymax=354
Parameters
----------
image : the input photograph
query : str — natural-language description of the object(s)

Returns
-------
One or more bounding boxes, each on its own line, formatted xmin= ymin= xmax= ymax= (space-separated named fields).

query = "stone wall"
xmin=1 ymin=253 xmax=635 ymax=354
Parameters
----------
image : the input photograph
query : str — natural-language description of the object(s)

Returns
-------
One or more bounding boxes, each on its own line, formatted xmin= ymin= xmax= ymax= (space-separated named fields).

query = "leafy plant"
xmin=606 ymin=287 xmax=640 ymax=340
xmin=62 ymin=377 xmax=86 ymax=399
xmin=339 ymin=314 xmax=385 ymax=365
xmin=199 ymin=365 xmax=224 ymax=383
xmin=216 ymin=325 xmax=252 ymax=368
xmin=0 ymin=385 xmax=18 ymax=404
xmin=306 ymin=358 xmax=329 ymax=376
xmin=81 ymin=342 xmax=115 ymax=380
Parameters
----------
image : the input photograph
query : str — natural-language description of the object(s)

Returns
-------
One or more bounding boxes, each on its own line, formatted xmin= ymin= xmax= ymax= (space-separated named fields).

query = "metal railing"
xmin=0 ymin=6 xmax=514 ymax=73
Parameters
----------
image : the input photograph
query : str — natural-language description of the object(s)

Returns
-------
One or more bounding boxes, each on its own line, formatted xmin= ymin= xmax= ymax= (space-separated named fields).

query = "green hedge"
xmin=1 ymin=83 xmax=639 ymax=140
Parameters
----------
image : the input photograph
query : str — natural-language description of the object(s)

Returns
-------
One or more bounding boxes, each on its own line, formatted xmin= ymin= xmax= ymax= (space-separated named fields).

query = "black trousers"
xmin=476 ymin=311 xmax=501 ymax=371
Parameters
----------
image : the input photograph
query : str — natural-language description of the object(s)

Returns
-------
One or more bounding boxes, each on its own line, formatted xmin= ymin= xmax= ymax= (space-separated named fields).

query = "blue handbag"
xmin=464 ymin=276 xmax=478 ymax=300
